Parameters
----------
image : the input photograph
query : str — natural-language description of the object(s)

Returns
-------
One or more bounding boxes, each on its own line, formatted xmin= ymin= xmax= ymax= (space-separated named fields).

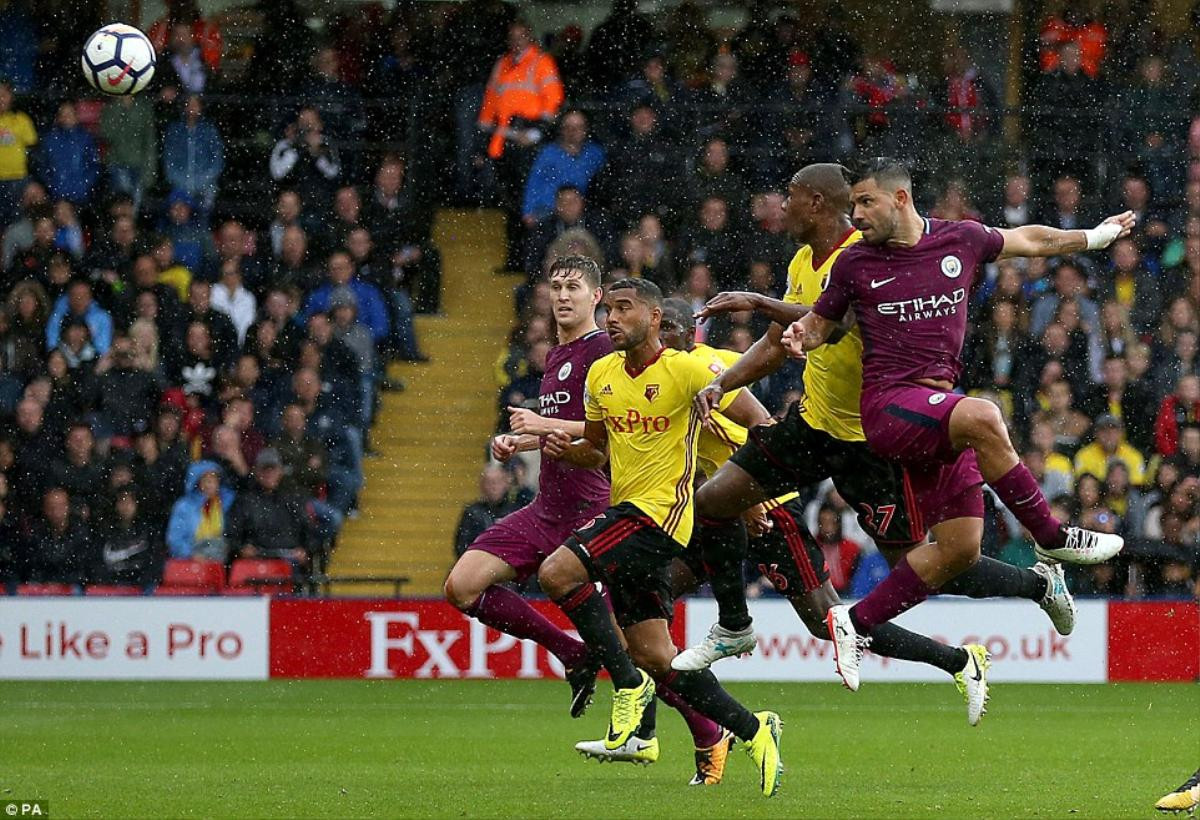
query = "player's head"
xmin=547 ymin=255 xmax=603 ymax=333
xmin=604 ymin=278 xmax=662 ymax=351
xmin=849 ymin=157 xmax=915 ymax=245
xmin=659 ymin=297 xmax=696 ymax=352
xmin=784 ymin=163 xmax=852 ymax=239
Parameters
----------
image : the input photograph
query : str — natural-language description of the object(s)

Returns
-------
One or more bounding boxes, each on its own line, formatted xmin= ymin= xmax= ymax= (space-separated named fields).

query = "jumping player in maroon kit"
xmin=445 ymin=257 xmax=735 ymax=786
xmin=444 ymin=256 xmax=613 ymax=713
xmin=782 ymin=157 xmax=1132 ymax=690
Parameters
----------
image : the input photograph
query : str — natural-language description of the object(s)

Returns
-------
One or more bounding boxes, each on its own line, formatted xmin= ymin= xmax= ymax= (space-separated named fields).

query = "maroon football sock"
xmin=849 ymin=555 xmax=935 ymax=631
xmin=468 ymin=585 xmax=588 ymax=669
xmin=990 ymin=462 xmax=1066 ymax=548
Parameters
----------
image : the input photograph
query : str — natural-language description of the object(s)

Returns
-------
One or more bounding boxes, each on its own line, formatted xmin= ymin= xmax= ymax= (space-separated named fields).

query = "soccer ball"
xmin=81 ymin=23 xmax=156 ymax=96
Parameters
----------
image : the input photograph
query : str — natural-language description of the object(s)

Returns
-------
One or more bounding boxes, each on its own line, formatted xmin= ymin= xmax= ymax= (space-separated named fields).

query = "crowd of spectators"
xmin=468 ymin=1 xmax=1200 ymax=600
xmin=0 ymin=0 xmax=444 ymax=592
xmin=0 ymin=0 xmax=1195 ymax=598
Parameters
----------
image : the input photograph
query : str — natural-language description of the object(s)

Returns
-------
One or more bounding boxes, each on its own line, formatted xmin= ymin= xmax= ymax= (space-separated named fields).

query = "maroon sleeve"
xmin=963 ymin=220 xmax=1006 ymax=264
xmin=812 ymin=254 xmax=854 ymax=321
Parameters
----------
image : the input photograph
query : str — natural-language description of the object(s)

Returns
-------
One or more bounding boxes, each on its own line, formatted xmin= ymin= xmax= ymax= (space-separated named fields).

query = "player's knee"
xmin=630 ymin=645 xmax=673 ymax=678
xmin=963 ymin=400 xmax=1008 ymax=448
xmin=443 ymin=571 xmax=480 ymax=611
xmin=537 ymin=554 xmax=578 ymax=600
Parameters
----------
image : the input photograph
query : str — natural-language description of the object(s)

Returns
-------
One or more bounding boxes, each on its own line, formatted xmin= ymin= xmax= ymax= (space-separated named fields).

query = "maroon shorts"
xmin=861 ymin=383 xmax=985 ymax=529
xmin=468 ymin=500 xmax=608 ymax=582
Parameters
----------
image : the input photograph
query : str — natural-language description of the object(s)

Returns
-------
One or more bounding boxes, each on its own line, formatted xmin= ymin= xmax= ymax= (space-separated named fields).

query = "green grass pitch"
xmin=0 ymin=679 xmax=1194 ymax=818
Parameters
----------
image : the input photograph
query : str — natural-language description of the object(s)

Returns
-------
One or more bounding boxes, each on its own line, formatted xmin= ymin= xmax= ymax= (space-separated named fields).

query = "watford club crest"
xmin=644 ymin=384 xmax=660 ymax=402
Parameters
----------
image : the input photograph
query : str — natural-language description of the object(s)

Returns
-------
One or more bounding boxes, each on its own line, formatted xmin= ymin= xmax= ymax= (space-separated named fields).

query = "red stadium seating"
xmin=161 ymin=559 xmax=226 ymax=592
xmin=16 ymin=583 xmax=78 ymax=596
xmin=85 ymin=585 xmax=144 ymax=596
xmin=152 ymin=586 xmax=207 ymax=596
xmin=227 ymin=559 xmax=293 ymax=594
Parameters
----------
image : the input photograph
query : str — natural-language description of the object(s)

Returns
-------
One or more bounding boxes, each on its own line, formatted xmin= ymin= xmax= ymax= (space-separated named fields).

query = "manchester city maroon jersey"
xmin=812 ymin=217 xmax=1004 ymax=390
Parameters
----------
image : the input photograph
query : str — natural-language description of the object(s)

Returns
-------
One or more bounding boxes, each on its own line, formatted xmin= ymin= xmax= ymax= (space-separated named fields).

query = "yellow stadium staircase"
xmin=327 ymin=210 xmax=522 ymax=596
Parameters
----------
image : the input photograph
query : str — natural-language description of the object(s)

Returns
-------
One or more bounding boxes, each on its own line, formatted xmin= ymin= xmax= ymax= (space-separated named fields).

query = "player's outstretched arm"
xmin=996 ymin=210 xmax=1136 ymax=260
xmin=491 ymin=433 xmax=541 ymax=462
xmin=695 ymin=324 xmax=788 ymax=422
xmin=507 ymin=405 xmax=585 ymax=439
xmin=720 ymin=384 xmax=772 ymax=430
xmin=696 ymin=291 xmax=810 ymax=326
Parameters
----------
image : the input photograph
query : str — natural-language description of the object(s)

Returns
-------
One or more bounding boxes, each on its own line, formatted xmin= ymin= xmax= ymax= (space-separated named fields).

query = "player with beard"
xmin=539 ymin=278 xmax=784 ymax=797
xmin=783 ymin=157 xmax=1129 ymax=689
xmin=670 ymin=166 xmax=1075 ymax=724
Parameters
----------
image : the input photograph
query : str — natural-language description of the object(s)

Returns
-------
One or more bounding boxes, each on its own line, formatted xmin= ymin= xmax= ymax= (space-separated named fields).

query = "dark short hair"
xmin=853 ymin=157 xmax=912 ymax=191
xmin=548 ymin=255 xmax=603 ymax=289
xmin=661 ymin=297 xmax=695 ymax=329
xmin=607 ymin=277 xmax=662 ymax=308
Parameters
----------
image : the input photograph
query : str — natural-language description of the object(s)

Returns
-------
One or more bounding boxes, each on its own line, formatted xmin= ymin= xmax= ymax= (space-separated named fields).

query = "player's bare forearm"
xmin=801 ymin=312 xmax=836 ymax=350
xmin=558 ymin=439 xmax=608 ymax=469
xmin=721 ymin=387 xmax=772 ymax=428
xmin=997 ymin=225 xmax=1086 ymax=259
xmin=698 ymin=292 xmax=810 ymax=326
xmin=513 ymin=434 xmax=542 ymax=452
xmin=997 ymin=211 xmax=1135 ymax=260
xmin=749 ymin=295 xmax=810 ymax=326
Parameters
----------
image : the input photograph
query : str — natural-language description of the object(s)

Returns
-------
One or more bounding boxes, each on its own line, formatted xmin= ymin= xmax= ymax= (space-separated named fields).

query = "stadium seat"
xmin=16 ymin=583 xmax=78 ymax=596
xmin=85 ymin=585 xmax=145 ymax=596
xmin=152 ymin=586 xmax=208 ymax=596
xmin=227 ymin=558 xmax=294 ymax=594
xmin=161 ymin=559 xmax=226 ymax=592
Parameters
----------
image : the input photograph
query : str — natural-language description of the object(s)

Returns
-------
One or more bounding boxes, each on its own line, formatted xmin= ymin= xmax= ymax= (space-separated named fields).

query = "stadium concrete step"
xmin=329 ymin=209 xmax=522 ymax=597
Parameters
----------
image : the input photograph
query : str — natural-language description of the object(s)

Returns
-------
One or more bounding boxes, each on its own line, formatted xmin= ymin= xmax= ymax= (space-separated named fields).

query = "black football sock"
xmin=939 ymin=556 xmax=1046 ymax=601
xmin=554 ymin=584 xmax=641 ymax=689
xmin=696 ymin=516 xmax=752 ymax=632
xmin=662 ymin=669 xmax=760 ymax=741
xmin=867 ymin=623 xmax=968 ymax=676
xmin=634 ymin=698 xmax=657 ymax=740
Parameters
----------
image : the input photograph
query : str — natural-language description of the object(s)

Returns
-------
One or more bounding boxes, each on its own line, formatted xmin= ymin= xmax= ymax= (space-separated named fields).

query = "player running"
xmin=1156 ymin=767 xmax=1200 ymax=814
xmin=538 ymin=278 xmax=784 ymax=797
xmin=444 ymin=255 xmax=612 ymax=716
xmin=676 ymin=165 xmax=1074 ymax=705
xmin=783 ymin=157 xmax=1129 ymax=690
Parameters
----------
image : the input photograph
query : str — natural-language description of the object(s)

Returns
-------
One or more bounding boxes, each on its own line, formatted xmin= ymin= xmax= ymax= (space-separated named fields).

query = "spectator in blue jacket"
xmin=46 ymin=279 xmax=113 ymax=354
xmin=166 ymin=460 xmax=236 ymax=561
xmin=300 ymin=250 xmax=389 ymax=344
xmin=521 ymin=109 xmax=605 ymax=224
xmin=39 ymin=101 xmax=99 ymax=205
xmin=162 ymin=94 xmax=224 ymax=215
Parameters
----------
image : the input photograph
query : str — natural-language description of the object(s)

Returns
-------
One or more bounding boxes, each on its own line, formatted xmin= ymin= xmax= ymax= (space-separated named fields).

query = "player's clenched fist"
xmin=542 ymin=430 xmax=572 ymax=460
xmin=507 ymin=406 xmax=546 ymax=436
xmin=780 ymin=320 xmax=807 ymax=359
xmin=491 ymin=434 xmax=519 ymax=462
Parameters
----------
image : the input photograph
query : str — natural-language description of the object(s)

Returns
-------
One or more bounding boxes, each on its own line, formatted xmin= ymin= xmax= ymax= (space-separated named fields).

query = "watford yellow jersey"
xmin=784 ymin=230 xmax=866 ymax=442
xmin=585 ymin=347 xmax=734 ymax=546
xmin=687 ymin=344 xmax=798 ymax=508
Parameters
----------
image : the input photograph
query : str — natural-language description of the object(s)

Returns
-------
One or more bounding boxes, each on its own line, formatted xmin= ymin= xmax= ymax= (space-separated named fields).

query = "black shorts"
xmin=565 ymin=502 xmax=676 ymax=628
xmin=728 ymin=402 xmax=924 ymax=547
xmin=679 ymin=498 xmax=830 ymax=598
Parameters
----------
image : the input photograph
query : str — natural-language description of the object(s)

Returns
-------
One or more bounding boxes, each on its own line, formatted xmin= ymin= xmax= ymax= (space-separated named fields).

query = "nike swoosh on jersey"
xmin=870 ymin=277 xmax=897 ymax=289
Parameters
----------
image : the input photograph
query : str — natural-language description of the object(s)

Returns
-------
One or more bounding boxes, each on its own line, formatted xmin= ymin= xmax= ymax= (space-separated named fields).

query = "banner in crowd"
xmin=0 ymin=598 xmax=269 ymax=679
xmin=0 ymin=598 xmax=1194 ymax=682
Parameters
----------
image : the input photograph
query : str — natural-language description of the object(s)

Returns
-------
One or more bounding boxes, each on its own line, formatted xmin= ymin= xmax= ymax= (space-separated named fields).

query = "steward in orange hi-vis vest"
xmin=478 ymin=40 xmax=564 ymax=159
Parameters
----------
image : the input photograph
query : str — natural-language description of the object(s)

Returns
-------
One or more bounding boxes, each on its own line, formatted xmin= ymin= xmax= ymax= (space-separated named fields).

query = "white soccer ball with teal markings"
xmin=81 ymin=23 xmax=157 ymax=96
